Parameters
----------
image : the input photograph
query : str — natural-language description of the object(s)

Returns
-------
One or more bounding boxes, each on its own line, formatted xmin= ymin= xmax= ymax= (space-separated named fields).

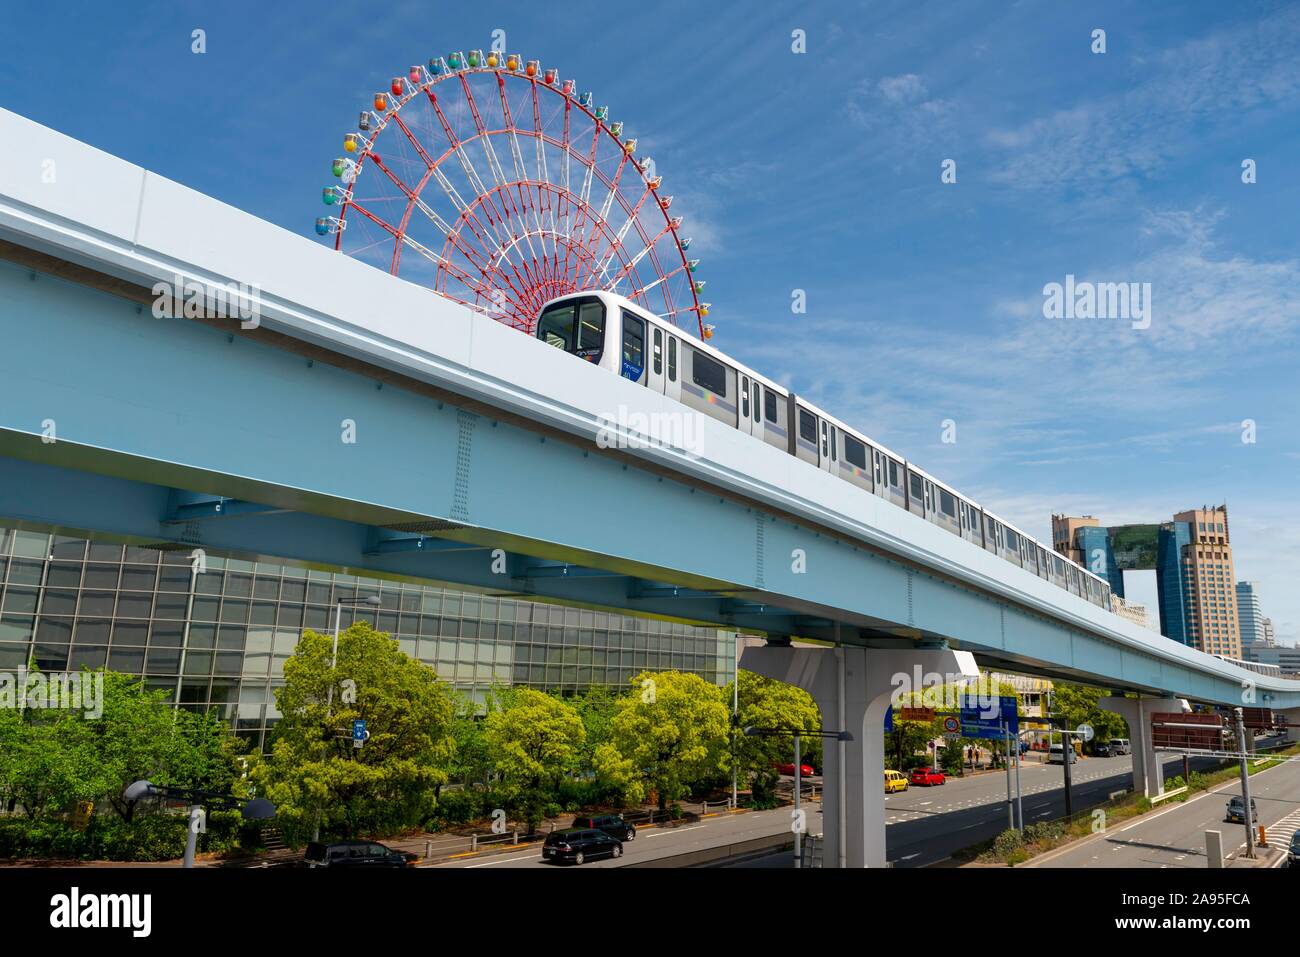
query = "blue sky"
xmin=3 ymin=1 xmax=1298 ymax=643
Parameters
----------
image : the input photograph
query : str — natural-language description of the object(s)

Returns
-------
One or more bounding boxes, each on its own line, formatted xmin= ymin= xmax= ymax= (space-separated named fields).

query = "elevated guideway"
xmin=2 ymin=108 xmax=1297 ymax=864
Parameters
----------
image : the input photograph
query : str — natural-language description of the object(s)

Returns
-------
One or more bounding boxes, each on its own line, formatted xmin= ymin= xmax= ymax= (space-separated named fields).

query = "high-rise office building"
xmin=1051 ymin=504 xmax=1239 ymax=657
xmin=0 ymin=526 xmax=735 ymax=750
xmin=1262 ymin=617 xmax=1275 ymax=645
xmin=1173 ymin=506 xmax=1239 ymax=659
xmin=1236 ymin=581 xmax=1264 ymax=647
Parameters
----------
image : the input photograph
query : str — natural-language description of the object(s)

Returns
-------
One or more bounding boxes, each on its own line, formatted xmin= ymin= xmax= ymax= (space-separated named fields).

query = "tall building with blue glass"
xmin=1053 ymin=506 xmax=1237 ymax=655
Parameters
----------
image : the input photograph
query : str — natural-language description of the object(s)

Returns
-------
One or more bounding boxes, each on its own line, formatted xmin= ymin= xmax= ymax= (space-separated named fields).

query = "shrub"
xmin=992 ymin=828 xmax=1024 ymax=858
xmin=1024 ymin=821 xmax=1064 ymax=844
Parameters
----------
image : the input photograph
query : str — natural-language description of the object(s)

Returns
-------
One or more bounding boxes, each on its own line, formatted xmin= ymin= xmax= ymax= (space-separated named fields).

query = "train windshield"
xmin=537 ymin=297 xmax=605 ymax=361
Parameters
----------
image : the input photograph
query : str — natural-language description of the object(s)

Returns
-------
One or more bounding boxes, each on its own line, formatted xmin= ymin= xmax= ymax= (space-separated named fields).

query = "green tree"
xmin=484 ymin=689 xmax=585 ymax=832
xmin=0 ymin=669 xmax=238 ymax=820
xmin=571 ymin=685 xmax=619 ymax=772
xmin=255 ymin=621 xmax=455 ymax=841
xmin=595 ymin=671 xmax=730 ymax=811
xmin=726 ymin=670 xmax=822 ymax=792
xmin=1049 ymin=683 xmax=1128 ymax=751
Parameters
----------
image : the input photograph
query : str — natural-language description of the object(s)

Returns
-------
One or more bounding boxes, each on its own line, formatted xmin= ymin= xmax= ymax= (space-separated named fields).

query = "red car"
xmin=774 ymin=762 xmax=817 ymax=777
xmin=909 ymin=767 xmax=946 ymax=786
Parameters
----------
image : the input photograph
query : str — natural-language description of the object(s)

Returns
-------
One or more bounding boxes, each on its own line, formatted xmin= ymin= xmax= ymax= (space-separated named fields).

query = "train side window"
xmin=908 ymin=472 xmax=924 ymax=502
xmin=668 ymin=337 xmax=677 ymax=381
xmin=621 ymin=312 xmax=645 ymax=371
xmin=830 ymin=426 xmax=837 ymax=461
xmin=798 ymin=409 xmax=817 ymax=443
xmin=939 ymin=489 xmax=956 ymax=518
xmin=1004 ymin=528 xmax=1020 ymax=553
xmin=888 ymin=459 xmax=900 ymax=489
xmin=652 ymin=328 xmax=663 ymax=375
xmin=741 ymin=376 xmax=750 ymax=419
xmin=752 ymin=382 xmax=760 ymax=422
xmin=764 ymin=389 xmax=777 ymax=423
xmin=691 ymin=350 xmax=727 ymax=394
xmin=845 ymin=435 xmax=867 ymax=470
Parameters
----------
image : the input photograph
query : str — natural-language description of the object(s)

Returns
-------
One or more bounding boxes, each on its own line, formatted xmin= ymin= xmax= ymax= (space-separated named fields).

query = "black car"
xmin=304 ymin=840 xmax=415 ymax=868
xmin=1094 ymin=742 xmax=1112 ymax=757
xmin=541 ymin=828 xmax=623 ymax=865
xmin=1225 ymin=796 xmax=1258 ymax=824
xmin=571 ymin=813 xmax=636 ymax=842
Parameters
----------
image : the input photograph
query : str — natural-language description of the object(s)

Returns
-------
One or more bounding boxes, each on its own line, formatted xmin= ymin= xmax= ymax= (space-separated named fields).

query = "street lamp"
xmin=124 ymin=780 xmax=275 ymax=868
xmin=312 ymin=594 xmax=382 ymax=842
xmin=744 ymin=726 xmax=853 ymax=869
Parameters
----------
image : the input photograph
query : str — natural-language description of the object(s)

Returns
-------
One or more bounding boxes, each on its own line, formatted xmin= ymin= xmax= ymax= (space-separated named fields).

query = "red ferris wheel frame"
xmin=318 ymin=52 xmax=707 ymax=338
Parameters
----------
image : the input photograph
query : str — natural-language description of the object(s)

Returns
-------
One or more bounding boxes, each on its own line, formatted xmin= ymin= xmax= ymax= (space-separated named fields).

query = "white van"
xmin=1047 ymin=743 xmax=1077 ymax=764
xmin=1109 ymin=738 xmax=1131 ymax=755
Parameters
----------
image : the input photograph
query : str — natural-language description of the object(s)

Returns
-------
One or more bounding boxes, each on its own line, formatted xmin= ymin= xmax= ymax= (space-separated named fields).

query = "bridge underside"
xmin=0 ymin=254 xmax=1294 ymax=709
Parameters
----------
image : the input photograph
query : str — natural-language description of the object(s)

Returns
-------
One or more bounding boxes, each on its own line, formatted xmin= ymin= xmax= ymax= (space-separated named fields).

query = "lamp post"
xmin=312 ymin=594 xmax=381 ymax=842
xmin=744 ymin=726 xmax=852 ymax=869
xmin=124 ymin=780 xmax=275 ymax=868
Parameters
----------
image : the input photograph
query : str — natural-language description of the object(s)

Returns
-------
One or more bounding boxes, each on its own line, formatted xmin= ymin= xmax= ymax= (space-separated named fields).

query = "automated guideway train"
xmin=535 ymin=290 xmax=1114 ymax=611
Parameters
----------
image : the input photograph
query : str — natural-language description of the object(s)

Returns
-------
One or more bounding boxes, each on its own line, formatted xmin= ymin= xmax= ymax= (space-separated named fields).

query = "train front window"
xmin=537 ymin=298 xmax=606 ymax=362
xmin=576 ymin=302 xmax=605 ymax=357
xmin=537 ymin=302 xmax=576 ymax=351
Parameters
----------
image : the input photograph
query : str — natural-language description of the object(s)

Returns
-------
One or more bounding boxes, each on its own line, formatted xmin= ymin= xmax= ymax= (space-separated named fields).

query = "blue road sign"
xmin=960 ymin=696 xmax=1018 ymax=739
xmin=352 ymin=719 xmax=367 ymax=742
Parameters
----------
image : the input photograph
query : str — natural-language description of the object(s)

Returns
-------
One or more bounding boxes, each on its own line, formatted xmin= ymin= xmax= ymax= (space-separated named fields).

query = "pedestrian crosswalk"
xmin=1264 ymin=808 xmax=1300 ymax=847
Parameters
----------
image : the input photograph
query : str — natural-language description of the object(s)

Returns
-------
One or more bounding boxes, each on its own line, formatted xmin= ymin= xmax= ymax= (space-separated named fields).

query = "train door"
xmin=648 ymin=325 xmax=666 ymax=395
xmin=818 ymin=419 xmax=834 ymax=472
xmin=665 ymin=334 xmax=681 ymax=402
xmin=739 ymin=374 xmax=754 ymax=437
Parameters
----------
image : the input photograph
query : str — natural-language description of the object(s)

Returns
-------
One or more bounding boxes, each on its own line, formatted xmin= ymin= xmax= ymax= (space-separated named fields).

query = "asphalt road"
xmin=426 ymin=803 xmax=819 ymax=868
xmin=428 ymin=752 xmax=1246 ymax=869
xmin=1026 ymin=754 xmax=1300 ymax=868
xmin=732 ymin=753 xmax=1226 ymax=868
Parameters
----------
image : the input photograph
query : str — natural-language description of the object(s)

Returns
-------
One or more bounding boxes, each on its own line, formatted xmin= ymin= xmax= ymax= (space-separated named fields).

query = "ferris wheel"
xmin=316 ymin=49 xmax=710 ymax=339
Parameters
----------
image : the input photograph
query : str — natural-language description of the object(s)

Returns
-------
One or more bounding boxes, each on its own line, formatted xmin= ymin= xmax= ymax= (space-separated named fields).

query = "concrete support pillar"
xmin=1098 ymin=696 xmax=1184 ymax=798
xmin=1278 ymin=707 xmax=1300 ymax=745
xmin=740 ymin=643 xmax=978 ymax=868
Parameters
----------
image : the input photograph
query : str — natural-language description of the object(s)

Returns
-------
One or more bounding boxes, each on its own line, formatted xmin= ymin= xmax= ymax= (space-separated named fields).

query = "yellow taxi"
xmin=884 ymin=770 xmax=909 ymax=793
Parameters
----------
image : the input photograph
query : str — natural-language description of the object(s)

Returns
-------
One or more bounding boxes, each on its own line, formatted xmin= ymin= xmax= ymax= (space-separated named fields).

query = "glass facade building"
xmin=0 ymin=527 xmax=736 ymax=750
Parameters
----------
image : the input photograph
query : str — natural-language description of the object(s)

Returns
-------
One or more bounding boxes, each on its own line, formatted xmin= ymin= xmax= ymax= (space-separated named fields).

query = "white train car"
xmin=534 ymin=290 xmax=1113 ymax=611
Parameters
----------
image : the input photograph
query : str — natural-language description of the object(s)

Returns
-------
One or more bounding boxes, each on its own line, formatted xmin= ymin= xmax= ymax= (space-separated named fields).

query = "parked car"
xmin=1288 ymin=829 xmax=1300 ymax=867
xmin=1047 ymin=743 xmax=1077 ymax=764
xmin=775 ymin=762 xmax=817 ymax=777
xmin=1094 ymin=742 xmax=1113 ymax=757
xmin=541 ymin=828 xmax=623 ymax=865
xmin=304 ymin=840 xmax=416 ymax=869
xmin=1225 ymin=796 xmax=1258 ymax=824
xmin=572 ymin=813 xmax=636 ymax=842
xmin=884 ymin=770 xmax=909 ymax=793
xmin=1109 ymin=738 xmax=1131 ymax=756
xmin=910 ymin=766 xmax=946 ymax=787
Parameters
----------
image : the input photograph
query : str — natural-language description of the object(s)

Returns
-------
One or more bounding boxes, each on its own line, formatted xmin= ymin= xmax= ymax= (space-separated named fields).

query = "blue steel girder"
xmin=0 ymin=254 xmax=1297 ymax=709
